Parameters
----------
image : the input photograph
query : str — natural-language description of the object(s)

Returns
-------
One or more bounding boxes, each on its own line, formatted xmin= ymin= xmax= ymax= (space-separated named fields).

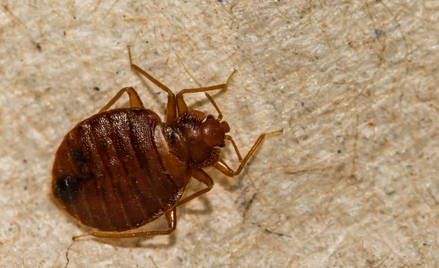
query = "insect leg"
xmin=99 ymin=87 xmax=144 ymax=113
xmin=214 ymin=130 xmax=283 ymax=176
xmin=177 ymin=168 xmax=214 ymax=206
xmin=127 ymin=45 xmax=177 ymax=125
xmin=72 ymin=207 xmax=177 ymax=240
xmin=176 ymin=69 xmax=236 ymax=117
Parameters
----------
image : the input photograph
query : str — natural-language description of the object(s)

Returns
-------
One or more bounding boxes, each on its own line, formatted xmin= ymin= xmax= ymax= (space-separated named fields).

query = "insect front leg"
xmin=214 ymin=130 xmax=283 ymax=176
xmin=177 ymin=168 xmax=214 ymax=206
xmin=176 ymin=70 xmax=236 ymax=117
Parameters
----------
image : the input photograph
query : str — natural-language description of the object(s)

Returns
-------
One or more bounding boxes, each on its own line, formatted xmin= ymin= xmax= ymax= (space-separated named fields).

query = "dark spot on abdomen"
xmin=71 ymin=147 xmax=86 ymax=167
xmin=54 ymin=175 xmax=80 ymax=204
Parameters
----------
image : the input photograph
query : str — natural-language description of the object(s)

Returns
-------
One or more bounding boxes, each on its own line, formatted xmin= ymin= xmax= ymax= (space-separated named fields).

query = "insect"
xmin=51 ymin=46 xmax=281 ymax=240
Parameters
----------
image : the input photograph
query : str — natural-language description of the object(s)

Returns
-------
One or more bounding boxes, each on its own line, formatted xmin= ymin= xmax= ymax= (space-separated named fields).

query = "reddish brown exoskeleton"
xmin=51 ymin=46 xmax=281 ymax=240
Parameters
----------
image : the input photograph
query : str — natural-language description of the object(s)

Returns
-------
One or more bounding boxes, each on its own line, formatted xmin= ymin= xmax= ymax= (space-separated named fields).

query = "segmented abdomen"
xmin=52 ymin=108 xmax=189 ymax=232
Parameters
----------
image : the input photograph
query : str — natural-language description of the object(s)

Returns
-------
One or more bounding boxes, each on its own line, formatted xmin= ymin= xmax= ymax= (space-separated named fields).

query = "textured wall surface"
xmin=1 ymin=0 xmax=438 ymax=267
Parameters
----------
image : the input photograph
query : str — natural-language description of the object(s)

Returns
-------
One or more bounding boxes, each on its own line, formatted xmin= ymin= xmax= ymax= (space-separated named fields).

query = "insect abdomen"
xmin=52 ymin=108 xmax=189 ymax=232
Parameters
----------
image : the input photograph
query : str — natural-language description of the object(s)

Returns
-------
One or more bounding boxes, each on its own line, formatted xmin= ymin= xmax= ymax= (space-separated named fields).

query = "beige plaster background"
xmin=1 ymin=0 xmax=439 ymax=267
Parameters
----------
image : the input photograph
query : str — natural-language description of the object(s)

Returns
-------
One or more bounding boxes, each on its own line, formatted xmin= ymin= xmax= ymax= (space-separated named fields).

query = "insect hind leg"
xmin=127 ymin=45 xmax=177 ymax=125
xmin=99 ymin=87 xmax=144 ymax=113
xmin=72 ymin=208 xmax=177 ymax=240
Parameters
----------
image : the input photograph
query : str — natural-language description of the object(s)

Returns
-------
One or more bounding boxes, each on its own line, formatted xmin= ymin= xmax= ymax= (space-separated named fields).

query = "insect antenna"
xmin=175 ymin=52 xmax=231 ymax=121
xmin=244 ymin=168 xmax=269 ymax=204
xmin=175 ymin=53 xmax=202 ymax=87
xmin=175 ymin=53 xmax=269 ymax=202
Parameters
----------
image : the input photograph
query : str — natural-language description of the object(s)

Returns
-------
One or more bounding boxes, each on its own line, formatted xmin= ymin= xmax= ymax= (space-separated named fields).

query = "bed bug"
xmin=51 ymin=46 xmax=281 ymax=240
